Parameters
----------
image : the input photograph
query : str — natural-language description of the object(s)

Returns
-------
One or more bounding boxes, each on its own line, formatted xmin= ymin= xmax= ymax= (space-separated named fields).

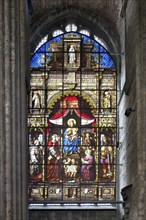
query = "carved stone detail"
xmin=121 ymin=184 xmax=133 ymax=219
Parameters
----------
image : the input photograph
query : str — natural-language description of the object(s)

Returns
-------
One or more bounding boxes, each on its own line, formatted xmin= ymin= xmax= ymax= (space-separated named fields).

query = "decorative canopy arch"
xmin=47 ymin=91 xmax=97 ymax=111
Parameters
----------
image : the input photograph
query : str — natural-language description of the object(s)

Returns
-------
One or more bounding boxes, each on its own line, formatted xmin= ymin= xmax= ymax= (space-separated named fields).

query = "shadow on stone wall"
xmin=29 ymin=210 xmax=118 ymax=220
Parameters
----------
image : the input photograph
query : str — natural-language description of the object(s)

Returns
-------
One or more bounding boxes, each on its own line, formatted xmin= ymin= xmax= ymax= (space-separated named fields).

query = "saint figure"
xmin=32 ymin=91 xmax=41 ymax=108
xmin=68 ymin=44 xmax=76 ymax=64
xmin=103 ymin=91 xmax=111 ymax=109
xmin=81 ymin=148 xmax=96 ymax=181
xmin=63 ymin=118 xmax=78 ymax=154
xmin=47 ymin=134 xmax=62 ymax=181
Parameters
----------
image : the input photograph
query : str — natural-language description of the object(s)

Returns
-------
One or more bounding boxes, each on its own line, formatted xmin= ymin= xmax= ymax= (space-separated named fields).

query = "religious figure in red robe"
xmin=47 ymin=134 xmax=62 ymax=181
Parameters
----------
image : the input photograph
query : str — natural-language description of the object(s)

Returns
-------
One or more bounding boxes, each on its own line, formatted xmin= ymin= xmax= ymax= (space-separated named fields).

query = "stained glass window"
xmin=28 ymin=32 xmax=117 ymax=203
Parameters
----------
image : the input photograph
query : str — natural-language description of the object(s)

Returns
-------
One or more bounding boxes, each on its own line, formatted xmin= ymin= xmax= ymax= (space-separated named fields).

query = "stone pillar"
xmin=0 ymin=0 xmax=29 ymax=220
xmin=118 ymin=0 xmax=146 ymax=220
xmin=135 ymin=0 xmax=146 ymax=219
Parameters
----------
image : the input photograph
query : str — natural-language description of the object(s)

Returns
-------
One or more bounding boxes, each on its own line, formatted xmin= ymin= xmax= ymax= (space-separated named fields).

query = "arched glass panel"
xmin=79 ymin=30 xmax=90 ymax=36
xmin=65 ymin=24 xmax=77 ymax=32
xmin=28 ymin=32 xmax=117 ymax=203
xmin=52 ymin=30 xmax=64 ymax=37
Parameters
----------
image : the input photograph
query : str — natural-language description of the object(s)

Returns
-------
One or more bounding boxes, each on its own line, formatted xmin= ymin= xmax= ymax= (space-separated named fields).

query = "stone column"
xmin=0 ymin=0 xmax=29 ymax=220
xmin=135 ymin=1 xmax=146 ymax=219
xmin=118 ymin=0 xmax=146 ymax=220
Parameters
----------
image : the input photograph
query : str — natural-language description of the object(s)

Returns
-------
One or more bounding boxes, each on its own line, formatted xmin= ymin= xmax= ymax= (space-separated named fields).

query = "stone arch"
xmin=30 ymin=6 xmax=121 ymax=68
xmin=29 ymin=10 xmax=121 ymax=93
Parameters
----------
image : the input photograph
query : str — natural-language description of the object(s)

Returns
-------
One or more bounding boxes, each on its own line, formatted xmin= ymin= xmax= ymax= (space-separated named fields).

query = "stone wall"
xmin=118 ymin=0 xmax=146 ymax=220
xmin=0 ymin=0 xmax=29 ymax=219
xmin=29 ymin=210 xmax=118 ymax=220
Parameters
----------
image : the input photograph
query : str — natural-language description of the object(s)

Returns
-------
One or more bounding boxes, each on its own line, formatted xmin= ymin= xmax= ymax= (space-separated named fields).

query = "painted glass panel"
xmin=28 ymin=32 xmax=117 ymax=202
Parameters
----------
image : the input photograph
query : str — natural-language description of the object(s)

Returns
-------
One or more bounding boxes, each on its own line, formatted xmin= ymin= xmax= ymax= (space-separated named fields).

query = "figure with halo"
xmin=63 ymin=118 xmax=79 ymax=154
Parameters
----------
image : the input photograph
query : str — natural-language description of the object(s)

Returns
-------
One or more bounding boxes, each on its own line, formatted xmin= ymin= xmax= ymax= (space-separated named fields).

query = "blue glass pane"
xmin=100 ymin=53 xmax=115 ymax=68
xmin=47 ymin=36 xmax=63 ymax=45
xmin=92 ymin=53 xmax=99 ymax=63
xmin=35 ymin=36 xmax=63 ymax=53
xmin=45 ymin=36 xmax=63 ymax=52
xmin=53 ymin=35 xmax=63 ymax=43
xmin=82 ymin=35 xmax=91 ymax=43
xmin=31 ymin=33 xmax=115 ymax=68
xmin=37 ymin=45 xmax=46 ymax=53
xmin=92 ymin=42 xmax=100 ymax=52
xmin=100 ymin=45 xmax=106 ymax=52
xmin=30 ymin=53 xmax=44 ymax=68
xmin=82 ymin=36 xmax=99 ymax=52
xmin=46 ymin=52 xmax=53 ymax=63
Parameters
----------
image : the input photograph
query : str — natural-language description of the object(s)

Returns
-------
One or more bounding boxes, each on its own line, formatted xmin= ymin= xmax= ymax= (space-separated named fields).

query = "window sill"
xmin=29 ymin=201 xmax=122 ymax=210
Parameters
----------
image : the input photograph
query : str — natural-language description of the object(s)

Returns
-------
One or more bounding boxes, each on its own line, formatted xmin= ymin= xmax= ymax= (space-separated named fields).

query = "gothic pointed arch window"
xmin=28 ymin=31 xmax=117 ymax=204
